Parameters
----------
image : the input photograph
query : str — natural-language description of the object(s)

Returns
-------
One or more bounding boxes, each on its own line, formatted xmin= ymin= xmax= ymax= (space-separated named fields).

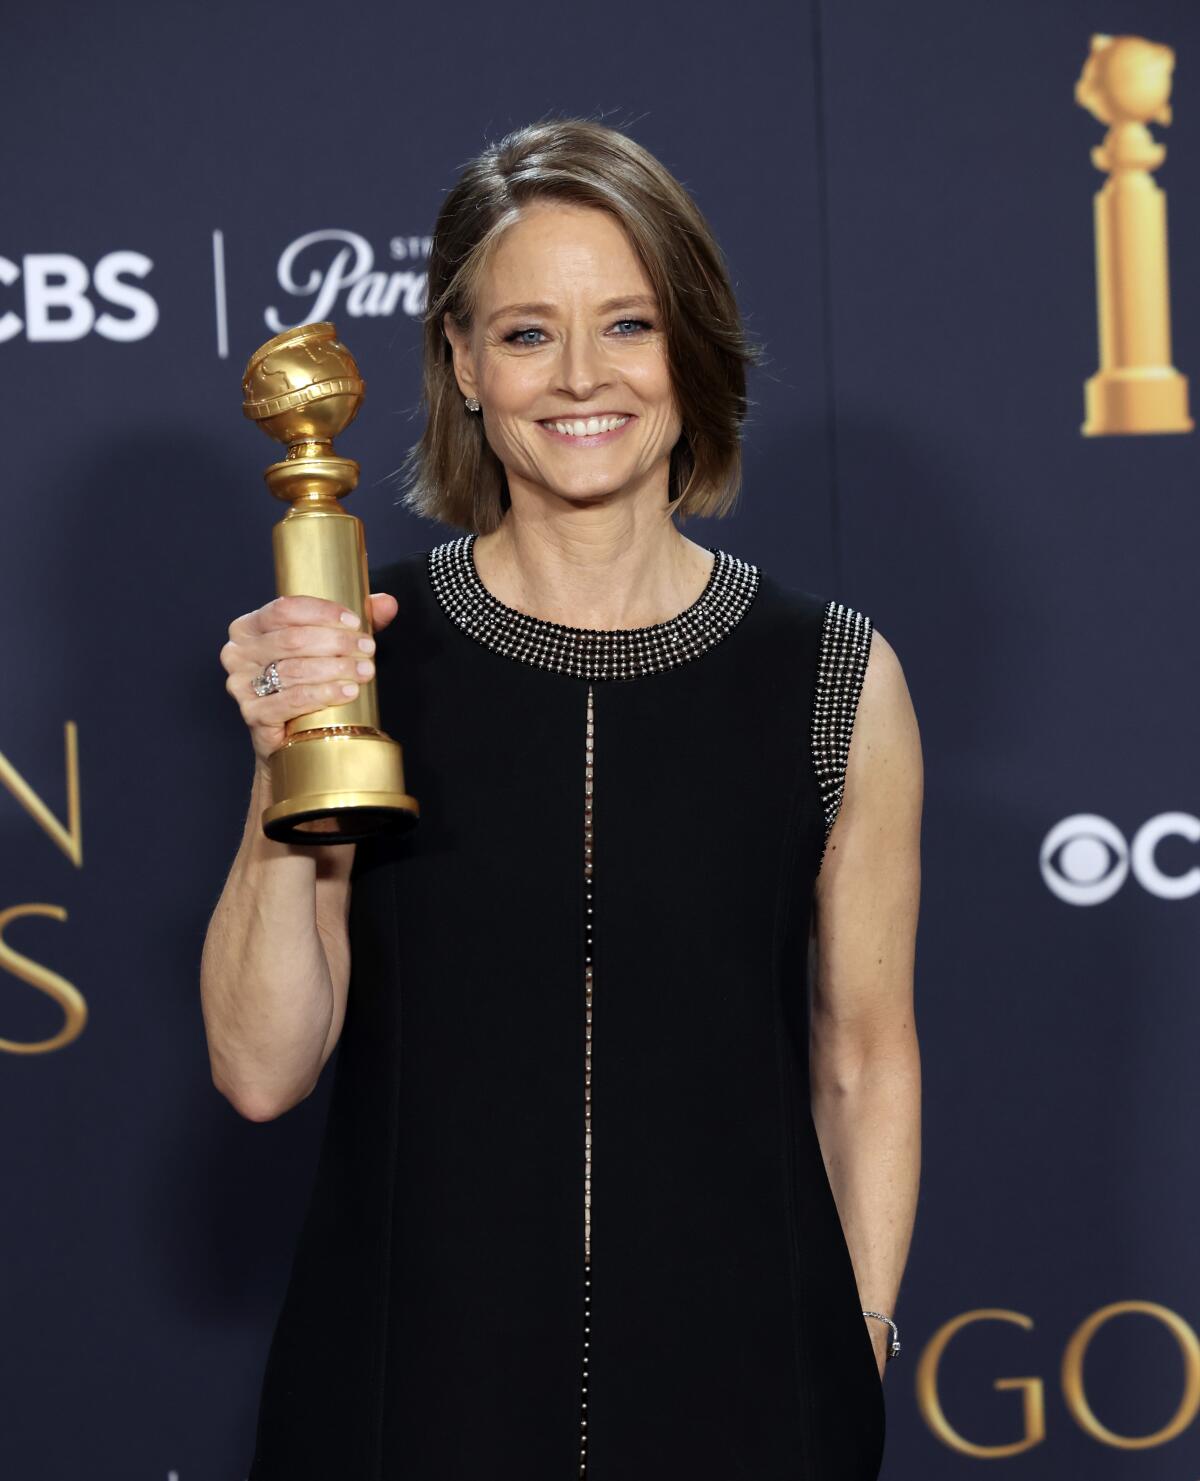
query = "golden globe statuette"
xmin=1075 ymin=33 xmax=1192 ymax=436
xmin=241 ymin=321 xmax=419 ymax=844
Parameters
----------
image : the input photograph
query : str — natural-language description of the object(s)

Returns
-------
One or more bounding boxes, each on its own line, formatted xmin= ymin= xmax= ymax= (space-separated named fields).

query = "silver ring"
xmin=251 ymin=660 xmax=282 ymax=697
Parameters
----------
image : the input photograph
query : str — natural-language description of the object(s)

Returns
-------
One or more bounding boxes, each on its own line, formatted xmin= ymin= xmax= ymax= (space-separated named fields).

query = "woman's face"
xmin=444 ymin=202 xmax=682 ymax=510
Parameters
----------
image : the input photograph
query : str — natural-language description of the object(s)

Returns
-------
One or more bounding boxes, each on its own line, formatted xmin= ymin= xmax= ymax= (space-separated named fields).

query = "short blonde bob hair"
xmin=401 ymin=118 xmax=758 ymax=535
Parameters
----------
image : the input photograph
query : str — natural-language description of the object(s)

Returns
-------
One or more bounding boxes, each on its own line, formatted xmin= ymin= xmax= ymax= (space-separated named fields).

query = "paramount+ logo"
xmin=0 ymin=251 xmax=157 ymax=342
xmin=264 ymin=228 xmax=430 ymax=332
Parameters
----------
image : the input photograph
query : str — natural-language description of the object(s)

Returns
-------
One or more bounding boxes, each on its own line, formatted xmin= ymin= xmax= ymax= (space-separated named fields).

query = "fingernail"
xmin=341 ymin=683 xmax=359 ymax=697
xmin=340 ymin=611 xmax=362 ymax=627
xmin=357 ymin=636 xmax=376 ymax=653
xmin=356 ymin=660 xmax=374 ymax=678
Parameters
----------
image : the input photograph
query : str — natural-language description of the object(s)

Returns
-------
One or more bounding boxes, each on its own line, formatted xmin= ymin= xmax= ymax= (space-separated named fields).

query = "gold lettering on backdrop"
xmin=1075 ymin=34 xmax=1192 ymax=435
xmin=0 ymin=905 xmax=87 ymax=1053
xmin=0 ymin=722 xmax=86 ymax=1052
xmin=0 ymin=722 xmax=83 ymax=867
xmin=918 ymin=1303 xmax=1200 ymax=1453
xmin=917 ymin=1309 xmax=1045 ymax=1456
xmin=1062 ymin=1300 xmax=1200 ymax=1448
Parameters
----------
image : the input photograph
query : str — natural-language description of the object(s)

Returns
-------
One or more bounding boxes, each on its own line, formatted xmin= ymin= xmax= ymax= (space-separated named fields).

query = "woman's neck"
xmin=471 ymin=511 xmax=715 ymax=631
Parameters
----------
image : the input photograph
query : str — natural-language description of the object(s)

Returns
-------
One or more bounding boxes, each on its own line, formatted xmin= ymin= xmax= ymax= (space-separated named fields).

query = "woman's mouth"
xmin=537 ymin=414 xmax=634 ymax=445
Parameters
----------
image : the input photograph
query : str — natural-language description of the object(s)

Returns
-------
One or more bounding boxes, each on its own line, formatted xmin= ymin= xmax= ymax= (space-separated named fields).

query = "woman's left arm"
xmin=810 ymin=627 xmax=924 ymax=1378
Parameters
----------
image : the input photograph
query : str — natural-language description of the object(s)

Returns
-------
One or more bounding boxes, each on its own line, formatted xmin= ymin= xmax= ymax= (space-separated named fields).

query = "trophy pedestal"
xmin=263 ymin=728 xmax=419 ymax=844
xmin=1083 ymin=367 xmax=1193 ymax=435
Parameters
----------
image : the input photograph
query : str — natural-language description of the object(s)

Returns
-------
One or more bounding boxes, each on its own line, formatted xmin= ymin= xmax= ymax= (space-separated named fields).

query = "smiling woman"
xmin=223 ymin=116 xmax=923 ymax=1481
xmin=441 ymin=206 xmax=688 ymax=532
xmin=404 ymin=118 xmax=756 ymax=536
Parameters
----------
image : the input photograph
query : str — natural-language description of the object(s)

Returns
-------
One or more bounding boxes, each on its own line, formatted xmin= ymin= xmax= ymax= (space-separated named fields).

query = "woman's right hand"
xmin=221 ymin=591 xmax=400 ymax=768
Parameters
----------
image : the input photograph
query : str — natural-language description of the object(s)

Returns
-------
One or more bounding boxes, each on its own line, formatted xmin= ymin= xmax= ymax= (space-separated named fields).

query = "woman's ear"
xmin=442 ymin=312 xmax=478 ymax=401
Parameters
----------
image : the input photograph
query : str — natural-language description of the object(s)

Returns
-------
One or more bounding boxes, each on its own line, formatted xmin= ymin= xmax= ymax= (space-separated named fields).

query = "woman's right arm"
xmin=200 ymin=590 xmax=397 ymax=1122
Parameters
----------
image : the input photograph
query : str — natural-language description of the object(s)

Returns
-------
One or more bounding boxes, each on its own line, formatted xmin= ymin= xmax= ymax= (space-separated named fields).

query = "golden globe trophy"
xmin=241 ymin=321 xmax=419 ymax=844
xmin=1075 ymin=33 xmax=1192 ymax=435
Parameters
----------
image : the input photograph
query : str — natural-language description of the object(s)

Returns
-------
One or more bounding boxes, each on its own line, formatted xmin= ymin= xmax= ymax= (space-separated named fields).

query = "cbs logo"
xmin=0 ymin=251 xmax=157 ymax=343
xmin=919 ymin=1303 xmax=1200 ymax=1455
xmin=1040 ymin=812 xmax=1200 ymax=904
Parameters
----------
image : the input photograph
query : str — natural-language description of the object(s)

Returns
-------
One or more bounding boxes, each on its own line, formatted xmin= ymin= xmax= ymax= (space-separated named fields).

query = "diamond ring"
xmin=251 ymin=660 xmax=282 ymax=697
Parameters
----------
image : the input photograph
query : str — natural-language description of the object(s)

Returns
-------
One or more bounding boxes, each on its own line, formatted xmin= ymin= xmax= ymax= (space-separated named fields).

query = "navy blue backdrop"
xmin=2 ymin=1 xmax=1198 ymax=1475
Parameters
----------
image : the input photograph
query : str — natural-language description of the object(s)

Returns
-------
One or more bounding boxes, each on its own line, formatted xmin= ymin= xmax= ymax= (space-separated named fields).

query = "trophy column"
xmin=242 ymin=322 xmax=419 ymax=844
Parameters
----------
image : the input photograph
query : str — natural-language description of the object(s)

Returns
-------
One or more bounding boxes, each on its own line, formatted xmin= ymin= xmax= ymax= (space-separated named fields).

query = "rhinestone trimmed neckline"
xmin=428 ymin=533 xmax=760 ymax=682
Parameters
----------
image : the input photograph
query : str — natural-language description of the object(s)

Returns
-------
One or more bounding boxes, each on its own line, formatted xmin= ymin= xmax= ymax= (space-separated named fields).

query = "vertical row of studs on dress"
xmin=811 ymin=600 xmax=874 ymax=842
xmin=578 ymin=683 xmax=595 ymax=1478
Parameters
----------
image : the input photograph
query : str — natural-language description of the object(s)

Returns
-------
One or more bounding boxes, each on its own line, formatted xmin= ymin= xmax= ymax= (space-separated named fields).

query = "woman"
xmin=202 ymin=117 xmax=923 ymax=1481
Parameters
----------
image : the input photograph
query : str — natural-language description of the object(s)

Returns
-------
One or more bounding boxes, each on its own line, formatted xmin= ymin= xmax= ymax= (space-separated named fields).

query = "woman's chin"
xmin=536 ymin=469 xmax=651 ymax=505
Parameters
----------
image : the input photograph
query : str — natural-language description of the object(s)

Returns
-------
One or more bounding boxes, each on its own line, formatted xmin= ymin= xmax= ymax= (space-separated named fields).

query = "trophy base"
xmin=1083 ymin=367 xmax=1193 ymax=435
xmin=262 ymin=728 xmax=420 ymax=846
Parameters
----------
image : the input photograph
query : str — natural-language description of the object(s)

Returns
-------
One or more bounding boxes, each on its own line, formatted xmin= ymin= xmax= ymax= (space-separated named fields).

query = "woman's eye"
xmin=502 ymin=319 xmax=653 ymax=345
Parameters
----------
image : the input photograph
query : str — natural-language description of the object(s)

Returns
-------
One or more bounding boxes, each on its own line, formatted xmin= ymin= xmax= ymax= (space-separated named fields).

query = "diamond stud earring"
xmin=465 ymin=396 xmax=481 ymax=413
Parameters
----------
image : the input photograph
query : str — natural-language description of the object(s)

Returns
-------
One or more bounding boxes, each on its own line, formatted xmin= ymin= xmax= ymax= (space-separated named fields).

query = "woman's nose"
xmin=556 ymin=333 xmax=609 ymax=400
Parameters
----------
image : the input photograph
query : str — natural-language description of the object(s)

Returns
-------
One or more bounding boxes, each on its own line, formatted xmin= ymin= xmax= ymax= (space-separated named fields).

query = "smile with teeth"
xmin=540 ymin=415 xmax=631 ymax=437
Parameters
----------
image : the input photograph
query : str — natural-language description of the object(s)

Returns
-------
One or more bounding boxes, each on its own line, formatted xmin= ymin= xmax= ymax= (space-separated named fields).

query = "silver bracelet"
xmin=862 ymin=1310 xmax=901 ymax=1360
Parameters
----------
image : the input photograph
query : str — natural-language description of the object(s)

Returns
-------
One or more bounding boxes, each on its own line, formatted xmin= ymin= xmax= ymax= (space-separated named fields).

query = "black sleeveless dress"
xmin=247 ymin=533 xmax=881 ymax=1480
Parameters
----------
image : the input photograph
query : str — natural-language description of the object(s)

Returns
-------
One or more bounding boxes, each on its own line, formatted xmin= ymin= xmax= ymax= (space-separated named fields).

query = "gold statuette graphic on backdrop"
xmin=1076 ymin=34 xmax=1192 ymax=435
xmin=242 ymin=322 xmax=419 ymax=844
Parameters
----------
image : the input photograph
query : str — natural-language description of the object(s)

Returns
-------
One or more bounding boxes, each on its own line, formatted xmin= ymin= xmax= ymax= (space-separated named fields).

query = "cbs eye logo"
xmin=1040 ymin=812 xmax=1200 ymax=904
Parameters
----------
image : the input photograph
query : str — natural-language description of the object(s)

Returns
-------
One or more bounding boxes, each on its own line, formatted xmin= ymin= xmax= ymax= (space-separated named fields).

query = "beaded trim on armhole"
xmin=811 ymin=599 xmax=874 ymax=868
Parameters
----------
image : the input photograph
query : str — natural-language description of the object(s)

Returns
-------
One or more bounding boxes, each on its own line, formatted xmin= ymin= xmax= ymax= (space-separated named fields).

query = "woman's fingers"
xmin=220 ymin=586 xmax=382 ymax=758
xmin=369 ymin=590 xmax=399 ymax=631
xmin=220 ymin=591 xmax=384 ymax=766
xmin=229 ymin=622 xmax=376 ymax=672
xmin=271 ymin=652 xmax=376 ymax=686
xmin=224 ymin=652 xmax=375 ymax=700
xmin=229 ymin=593 xmax=362 ymax=644
xmin=229 ymin=672 xmax=363 ymax=719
